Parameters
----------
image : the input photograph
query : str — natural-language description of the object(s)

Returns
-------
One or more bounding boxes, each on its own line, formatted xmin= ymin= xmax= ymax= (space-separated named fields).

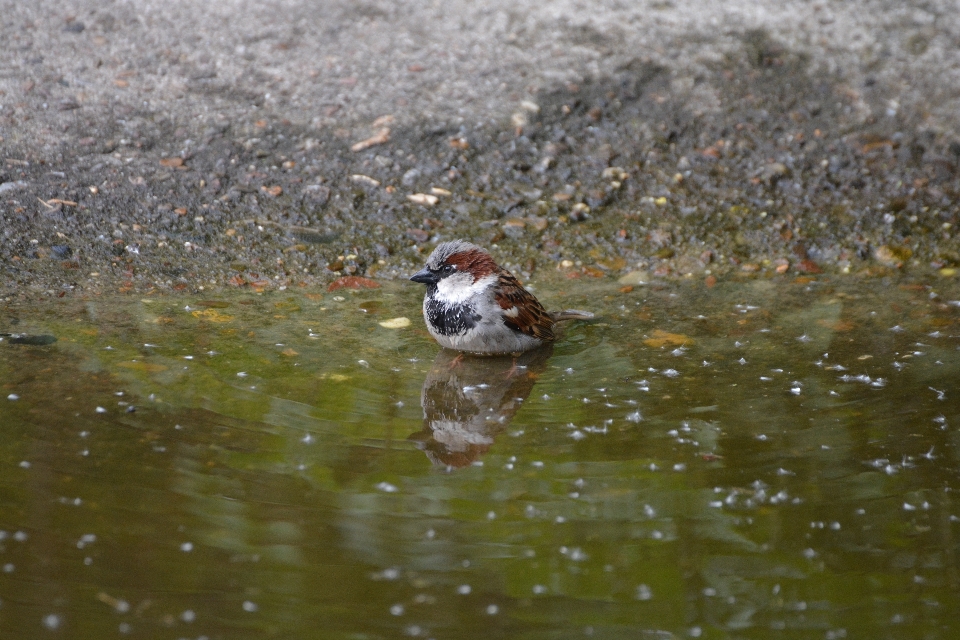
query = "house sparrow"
xmin=410 ymin=240 xmax=593 ymax=355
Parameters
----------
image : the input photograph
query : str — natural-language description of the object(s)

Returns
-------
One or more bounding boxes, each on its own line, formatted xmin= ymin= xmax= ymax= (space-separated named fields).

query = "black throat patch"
xmin=425 ymin=290 xmax=481 ymax=336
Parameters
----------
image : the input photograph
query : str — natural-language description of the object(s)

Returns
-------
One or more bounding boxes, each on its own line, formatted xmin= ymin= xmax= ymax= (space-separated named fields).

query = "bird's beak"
xmin=410 ymin=268 xmax=439 ymax=285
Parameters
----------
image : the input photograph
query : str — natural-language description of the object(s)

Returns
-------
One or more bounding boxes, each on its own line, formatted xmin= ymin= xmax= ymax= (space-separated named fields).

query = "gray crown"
xmin=424 ymin=240 xmax=485 ymax=269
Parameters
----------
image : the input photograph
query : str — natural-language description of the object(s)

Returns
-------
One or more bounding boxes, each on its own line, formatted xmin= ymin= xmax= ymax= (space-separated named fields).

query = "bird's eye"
xmin=440 ymin=264 xmax=455 ymax=274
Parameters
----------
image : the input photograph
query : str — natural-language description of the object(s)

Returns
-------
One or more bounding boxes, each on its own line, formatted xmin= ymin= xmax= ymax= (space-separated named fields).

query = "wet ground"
xmin=1 ymin=274 xmax=958 ymax=638
xmin=2 ymin=1 xmax=960 ymax=299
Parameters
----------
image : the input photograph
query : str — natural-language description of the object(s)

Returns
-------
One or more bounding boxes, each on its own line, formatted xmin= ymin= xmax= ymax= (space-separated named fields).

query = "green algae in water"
xmin=0 ymin=275 xmax=958 ymax=639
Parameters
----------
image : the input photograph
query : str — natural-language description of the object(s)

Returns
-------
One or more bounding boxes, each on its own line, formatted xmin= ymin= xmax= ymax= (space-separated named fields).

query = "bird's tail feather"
xmin=551 ymin=309 xmax=595 ymax=322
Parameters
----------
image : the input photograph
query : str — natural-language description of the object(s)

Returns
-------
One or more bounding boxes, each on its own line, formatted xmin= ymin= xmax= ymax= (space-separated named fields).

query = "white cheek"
xmin=435 ymin=273 xmax=496 ymax=305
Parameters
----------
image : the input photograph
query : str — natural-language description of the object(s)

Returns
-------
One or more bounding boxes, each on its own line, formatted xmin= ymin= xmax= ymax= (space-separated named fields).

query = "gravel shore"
xmin=2 ymin=0 xmax=959 ymax=300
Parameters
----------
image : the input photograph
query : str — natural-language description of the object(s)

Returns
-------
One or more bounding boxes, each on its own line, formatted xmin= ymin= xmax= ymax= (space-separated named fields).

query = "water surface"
xmin=1 ymin=274 xmax=959 ymax=639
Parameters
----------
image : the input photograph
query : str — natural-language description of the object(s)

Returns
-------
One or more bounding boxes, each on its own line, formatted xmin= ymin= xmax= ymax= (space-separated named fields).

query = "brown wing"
xmin=493 ymin=271 xmax=555 ymax=342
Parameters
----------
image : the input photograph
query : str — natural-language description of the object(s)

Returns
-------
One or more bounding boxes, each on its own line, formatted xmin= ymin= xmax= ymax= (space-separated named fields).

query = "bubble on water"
xmin=635 ymin=584 xmax=653 ymax=600
xmin=457 ymin=584 xmax=471 ymax=595
xmin=626 ymin=411 xmax=642 ymax=423
xmin=13 ymin=531 xmax=27 ymax=542
xmin=181 ymin=610 xmax=196 ymax=623
xmin=19 ymin=461 xmax=30 ymax=469
xmin=569 ymin=430 xmax=586 ymax=441
xmin=242 ymin=601 xmax=258 ymax=612
xmin=301 ymin=433 xmax=313 ymax=444
xmin=390 ymin=604 xmax=404 ymax=616
xmin=43 ymin=614 xmax=61 ymax=630
xmin=889 ymin=325 xmax=905 ymax=333
xmin=405 ymin=624 xmax=422 ymax=636
xmin=7 ymin=394 xmax=19 ymax=401
xmin=95 ymin=407 xmax=107 ymax=413
xmin=662 ymin=369 xmax=680 ymax=377
xmin=357 ymin=360 xmax=370 ymax=368
xmin=236 ymin=372 xmax=248 ymax=377
xmin=376 ymin=482 xmax=399 ymax=493
xmin=803 ymin=548 xmax=817 ymax=559
xmin=689 ymin=626 xmax=702 ymax=637
xmin=3 ymin=563 xmax=13 ymax=573
xmin=797 ymin=334 xmax=811 ymax=343
xmin=76 ymin=534 xmax=96 ymax=549
xmin=486 ymin=604 xmax=499 ymax=615
xmin=180 ymin=542 xmax=193 ymax=552
xmin=532 ymin=585 xmax=547 ymax=594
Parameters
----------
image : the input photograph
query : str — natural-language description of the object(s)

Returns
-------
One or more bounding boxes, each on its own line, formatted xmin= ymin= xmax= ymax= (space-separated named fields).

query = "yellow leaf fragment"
xmin=643 ymin=329 xmax=692 ymax=348
xmin=379 ymin=317 xmax=411 ymax=329
xmin=191 ymin=310 xmax=234 ymax=322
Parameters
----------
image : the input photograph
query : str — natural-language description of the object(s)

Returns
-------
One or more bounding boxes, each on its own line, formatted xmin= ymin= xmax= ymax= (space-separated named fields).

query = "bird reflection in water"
xmin=410 ymin=346 xmax=553 ymax=469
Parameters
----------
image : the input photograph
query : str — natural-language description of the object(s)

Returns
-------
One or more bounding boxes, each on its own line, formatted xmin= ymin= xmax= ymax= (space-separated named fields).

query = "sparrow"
xmin=409 ymin=240 xmax=593 ymax=355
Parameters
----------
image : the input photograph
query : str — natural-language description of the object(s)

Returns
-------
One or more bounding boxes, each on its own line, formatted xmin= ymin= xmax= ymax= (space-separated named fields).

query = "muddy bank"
xmin=1 ymin=1 xmax=959 ymax=300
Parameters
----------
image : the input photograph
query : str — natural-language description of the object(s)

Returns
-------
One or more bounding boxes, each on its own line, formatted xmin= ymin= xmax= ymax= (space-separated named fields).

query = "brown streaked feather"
xmin=493 ymin=270 xmax=556 ymax=342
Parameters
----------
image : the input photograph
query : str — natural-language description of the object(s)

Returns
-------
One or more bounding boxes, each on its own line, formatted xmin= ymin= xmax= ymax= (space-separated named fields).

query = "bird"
xmin=409 ymin=240 xmax=593 ymax=355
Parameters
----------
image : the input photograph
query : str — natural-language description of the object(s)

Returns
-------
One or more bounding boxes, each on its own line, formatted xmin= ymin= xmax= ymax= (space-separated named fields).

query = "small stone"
xmin=601 ymin=166 xmax=627 ymax=181
xmin=619 ymin=271 xmax=648 ymax=286
xmin=350 ymin=174 xmax=380 ymax=188
xmin=569 ymin=203 xmax=590 ymax=221
xmin=406 ymin=228 xmax=429 ymax=243
xmin=0 ymin=181 xmax=29 ymax=194
xmin=528 ymin=216 xmax=548 ymax=232
xmin=875 ymin=245 xmax=911 ymax=266
xmin=407 ymin=193 xmax=438 ymax=206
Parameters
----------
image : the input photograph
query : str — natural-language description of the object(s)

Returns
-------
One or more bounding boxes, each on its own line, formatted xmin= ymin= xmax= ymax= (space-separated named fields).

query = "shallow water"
xmin=1 ymin=275 xmax=959 ymax=639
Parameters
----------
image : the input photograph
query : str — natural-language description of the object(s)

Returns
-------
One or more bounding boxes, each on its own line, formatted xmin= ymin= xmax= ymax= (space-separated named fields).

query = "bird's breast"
xmin=424 ymin=294 xmax=482 ymax=336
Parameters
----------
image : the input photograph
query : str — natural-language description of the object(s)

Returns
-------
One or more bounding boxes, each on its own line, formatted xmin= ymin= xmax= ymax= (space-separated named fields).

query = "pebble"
xmin=407 ymin=193 xmax=438 ymax=206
